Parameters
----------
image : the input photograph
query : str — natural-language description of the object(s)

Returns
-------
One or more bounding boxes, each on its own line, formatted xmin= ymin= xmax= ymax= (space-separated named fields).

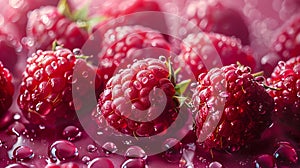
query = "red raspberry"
xmin=0 ymin=28 xmax=21 ymax=73
xmin=97 ymin=25 xmax=171 ymax=93
xmin=0 ymin=61 xmax=14 ymax=114
xmin=178 ymin=32 xmax=256 ymax=79
xmin=1 ymin=0 xmax=58 ymax=38
xmin=267 ymin=56 xmax=300 ymax=133
xmin=272 ymin=15 xmax=300 ymax=62
xmin=192 ymin=64 xmax=274 ymax=151
xmin=26 ymin=3 xmax=88 ymax=51
xmin=94 ymin=58 xmax=180 ymax=137
xmin=182 ymin=1 xmax=249 ymax=45
xmin=18 ymin=46 xmax=97 ymax=128
xmin=100 ymin=0 xmax=161 ymax=18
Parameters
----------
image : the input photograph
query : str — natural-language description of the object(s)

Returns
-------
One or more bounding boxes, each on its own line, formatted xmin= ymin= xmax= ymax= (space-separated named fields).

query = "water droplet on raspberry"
xmin=13 ymin=146 xmax=34 ymax=161
xmin=125 ymin=146 xmax=147 ymax=159
xmin=209 ymin=161 xmax=223 ymax=168
xmin=159 ymin=55 xmax=167 ymax=63
xmin=88 ymin=157 xmax=114 ymax=168
xmin=273 ymin=141 xmax=298 ymax=164
xmin=49 ymin=140 xmax=78 ymax=162
xmin=162 ymin=138 xmax=183 ymax=163
xmin=254 ymin=154 xmax=275 ymax=168
xmin=121 ymin=158 xmax=145 ymax=168
xmin=102 ymin=142 xmax=118 ymax=154
xmin=62 ymin=126 xmax=82 ymax=141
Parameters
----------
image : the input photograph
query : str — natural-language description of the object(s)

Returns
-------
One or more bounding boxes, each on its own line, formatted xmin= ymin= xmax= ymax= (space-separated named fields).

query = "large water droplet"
xmin=102 ymin=142 xmax=118 ymax=154
xmin=88 ymin=157 xmax=114 ymax=168
xmin=62 ymin=126 xmax=82 ymax=141
xmin=125 ymin=146 xmax=147 ymax=160
xmin=121 ymin=158 xmax=145 ymax=168
xmin=13 ymin=146 xmax=34 ymax=161
xmin=49 ymin=140 xmax=78 ymax=162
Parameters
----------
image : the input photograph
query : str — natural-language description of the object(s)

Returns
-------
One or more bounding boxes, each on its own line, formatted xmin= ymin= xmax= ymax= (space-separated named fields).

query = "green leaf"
xmin=175 ymin=79 xmax=191 ymax=96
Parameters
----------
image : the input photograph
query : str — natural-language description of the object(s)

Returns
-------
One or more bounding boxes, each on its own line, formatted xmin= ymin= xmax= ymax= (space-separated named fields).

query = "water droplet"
xmin=87 ymin=144 xmax=97 ymax=153
xmin=141 ymin=77 xmax=148 ymax=84
xmin=13 ymin=146 xmax=34 ymax=161
xmin=102 ymin=142 xmax=118 ymax=154
xmin=133 ymin=81 xmax=142 ymax=90
xmin=162 ymin=138 xmax=182 ymax=163
xmin=82 ymin=156 xmax=91 ymax=163
xmin=49 ymin=140 xmax=78 ymax=162
xmin=121 ymin=158 xmax=145 ymax=168
xmin=13 ymin=113 xmax=21 ymax=120
xmin=209 ymin=161 xmax=223 ymax=168
xmin=273 ymin=141 xmax=298 ymax=164
xmin=159 ymin=55 xmax=167 ymax=63
xmin=62 ymin=126 xmax=82 ymax=141
xmin=81 ymin=71 xmax=89 ymax=78
xmin=254 ymin=154 xmax=275 ymax=168
xmin=88 ymin=157 xmax=114 ymax=168
xmin=125 ymin=146 xmax=147 ymax=159
xmin=7 ymin=122 xmax=27 ymax=137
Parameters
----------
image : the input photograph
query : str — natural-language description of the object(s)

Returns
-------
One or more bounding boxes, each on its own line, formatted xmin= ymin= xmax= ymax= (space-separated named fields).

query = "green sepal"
xmin=58 ymin=0 xmax=73 ymax=20
xmin=175 ymin=79 xmax=191 ymax=96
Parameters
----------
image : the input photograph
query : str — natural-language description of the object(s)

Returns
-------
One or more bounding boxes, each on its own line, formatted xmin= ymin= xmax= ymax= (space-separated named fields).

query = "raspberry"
xmin=26 ymin=2 xmax=88 ymax=51
xmin=97 ymin=25 xmax=171 ymax=93
xmin=0 ymin=28 xmax=21 ymax=73
xmin=182 ymin=1 xmax=249 ymax=45
xmin=100 ymin=0 xmax=161 ymax=18
xmin=267 ymin=56 xmax=300 ymax=132
xmin=192 ymin=64 xmax=274 ymax=151
xmin=18 ymin=46 xmax=97 ymax=128
xmin=0 ymin=61 xmax=14 ymax=114
xmin=178 ymin=32 xmax=256 ymax=79
xmin=272 ymin=14 xmax=300 ymax=62
xmin=94 ymin=58 xmax=181 ymax=137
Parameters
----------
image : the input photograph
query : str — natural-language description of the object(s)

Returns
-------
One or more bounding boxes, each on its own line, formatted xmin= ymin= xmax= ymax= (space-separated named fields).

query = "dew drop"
xmin=162 ymin=138 xmax=183 ymax=163
xmin=254 ymin=154 xmax=275 ymax=168
xmin=7 ymin=122 xmax=27 ymax=137
xmin=209 ymin=161 xmax=223 ymax=168
xmin=87 ymin=144 xmax=97 ymax=153
xmin=102 ymin=142 xmax=118 ymax=154
xmin=88 ymin=157 xmax=114 ymax=168
xmin=49 ymin=140 xmax=78 ymax=162
xmin=13 ymin=146 xmax=34 ymax=161
xmin=121 ymin=158 xmax=145 ymax=168
xmin=124 ymin=146 xmax=147 ymax=159
xmin=82 ymin=155 xmax=91 ymax=163
xmin=62 ymin=126 xmax=82 ymax=141
xmin=159 ymin=55 xmax=167 ymax=63
xmin=273 ymin=141 xmax=298 ymax=164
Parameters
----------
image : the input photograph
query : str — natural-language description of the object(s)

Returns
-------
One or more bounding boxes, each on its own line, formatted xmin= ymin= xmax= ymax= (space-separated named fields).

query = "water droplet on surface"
xmin=13 ymin=146 xmax=34 ymax=161
xmin=87 ymin=144 xmax=97 ymax=153
xmin=209 ymin=161 xmax=223 ymax=168
xmin=62 ymin=126 xmax=82 ymax=141
xmin=7 ymin=122 xmax=27 ymax=137
xmin=273 ymin=141 xmax=298 ymax=164
xmin=162 ymin=138 xmax=183 ymax=163
xmin=102 ymin=142 xmax=118 ymax=154
xmin=125 ymin=146 xmax=147 ymax=159
xmin=254 ymin=154 xmax=275 ymax=168
xmin=49 ymin=140 xmax=78 ymax=162
xmin=121 ymin=158 xmax=146 ymax=168
xmin=88 ymin=157 xmax=114 ymax=168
